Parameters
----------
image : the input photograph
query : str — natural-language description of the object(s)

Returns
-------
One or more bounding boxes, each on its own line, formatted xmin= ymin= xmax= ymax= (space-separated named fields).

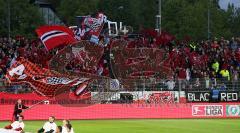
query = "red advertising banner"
xmin=0 ymin=102 xmax=240 ymax=120
xmin=0 ymin=92 xmax=239 ymax=120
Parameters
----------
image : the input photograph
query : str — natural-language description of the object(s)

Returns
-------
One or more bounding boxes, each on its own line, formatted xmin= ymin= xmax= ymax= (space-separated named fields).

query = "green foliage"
xmin=57 ymin=0 xmax=99 ymax=25
xmin=0 ymin=0 xmax=7 ymax=35
xmin=98 ymin=0 xmax=157 ymax=31
xmin=161 ymin=0 xmax=234 ymax=40
xmin=0 ymin=0 xmax=44 ymax=37
xmin=0 ymin=0 xmax=240 ymax=40
xmin=56 ymin=0 xmax=240 ymax=40
xmin=229 ymin=7 xmax=240 ymax=36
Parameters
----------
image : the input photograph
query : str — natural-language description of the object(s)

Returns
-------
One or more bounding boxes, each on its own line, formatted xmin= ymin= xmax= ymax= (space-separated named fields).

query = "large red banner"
xmin=0 ymin=93 xmax=239 ymax=120
xmin=0 ymin=102 xmax=239 ymax=120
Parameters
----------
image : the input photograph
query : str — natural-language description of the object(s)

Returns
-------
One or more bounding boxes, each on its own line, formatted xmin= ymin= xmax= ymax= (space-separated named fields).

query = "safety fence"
xmin=0 ymin=78 xmax=240 ymax=105
xmin=0 ymin=78 xmax=239 ymax=92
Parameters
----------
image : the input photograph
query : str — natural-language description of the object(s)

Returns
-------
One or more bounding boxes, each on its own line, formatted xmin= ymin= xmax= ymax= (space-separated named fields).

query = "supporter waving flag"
xmin=5 ymin=57 xmax=90 ymax=97
xmin=36 ymin=25 xmax=77 ymax=51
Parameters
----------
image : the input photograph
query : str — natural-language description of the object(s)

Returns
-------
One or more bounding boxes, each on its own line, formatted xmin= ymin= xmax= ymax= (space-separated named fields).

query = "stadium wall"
xmin=0 ymin=92 xmax=240 ymax=120
xmin=1 ymin=103 xmax=240 ymax=120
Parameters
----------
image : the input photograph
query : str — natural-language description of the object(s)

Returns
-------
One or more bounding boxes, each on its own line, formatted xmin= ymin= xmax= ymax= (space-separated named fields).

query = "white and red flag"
xmin=5 ymin=58 xmax=90 ymax=97
xmin=36 ymin=25 xmax=77 ymax=51
xmin=74 ymin=13 xmax=107 ymax=44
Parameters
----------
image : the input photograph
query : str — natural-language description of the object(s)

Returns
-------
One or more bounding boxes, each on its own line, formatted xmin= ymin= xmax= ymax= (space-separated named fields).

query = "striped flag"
xmin=36 ymin=25 xmax=77 ymax=51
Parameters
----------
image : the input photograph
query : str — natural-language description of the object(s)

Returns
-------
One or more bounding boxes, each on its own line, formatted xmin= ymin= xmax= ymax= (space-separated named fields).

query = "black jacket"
xmin=13 ymin=103 xmax=28 ymax=115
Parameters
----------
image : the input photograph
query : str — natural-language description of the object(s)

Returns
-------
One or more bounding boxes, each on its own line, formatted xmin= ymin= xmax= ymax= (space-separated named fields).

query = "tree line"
xmin=0 ymin=0 xmax=240 ymax=40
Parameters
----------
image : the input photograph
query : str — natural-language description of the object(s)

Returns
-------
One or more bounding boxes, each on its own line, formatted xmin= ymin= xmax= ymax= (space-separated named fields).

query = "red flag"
xmin=141 ymin=29 xmax=158 ymax=38
xmin=5 ymin=58 xmax=90 ymax=97
xmin=156 ymin=32 xmax=175 ymax=46
xmin=36 ymin=25 xmax=77 ymax=51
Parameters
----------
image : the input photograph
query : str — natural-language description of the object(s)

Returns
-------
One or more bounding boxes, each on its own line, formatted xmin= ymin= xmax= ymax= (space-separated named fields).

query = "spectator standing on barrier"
xmin=231 ymin=66 xmax=239 ymax=90
xmin=212 ymin=59 xmax=219 ymax=75
xmin=219 ymin=68 xmax=230 ymax=88
xmin=177 ymin=67 xmax=187 ymax=91
xmin=186 ymin=68 xmax=191 ymax=89
xmin=38 ymin=116 xmax=57 ymax=133
xmin=219 ymin=83 xmax=227 ymax=91
xmin=13 ymin=99 xmax=28 ymax=121
xmin=165 ymin=77 xmax=175 ymax=90
xmin=204 ymin=72 xmax=210 ymax=89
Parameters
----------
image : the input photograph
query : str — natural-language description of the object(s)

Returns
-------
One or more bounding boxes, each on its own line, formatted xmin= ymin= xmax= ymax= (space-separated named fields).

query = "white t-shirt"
xmin=11 ymin=121 xmax=24 ymax=130
xmin=166 ymin=80 xmax=175 ymax=90
xmin=0 ymin=128 xmax=21 ymax=133
xmin=62 ymin=126 xmax=74 ymax=133
xmin=43 ymin=122 xmax=57 ymax=133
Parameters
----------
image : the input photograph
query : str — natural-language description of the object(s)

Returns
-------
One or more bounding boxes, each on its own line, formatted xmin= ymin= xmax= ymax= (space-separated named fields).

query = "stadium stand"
xmin=1 ymin=35 xmax=240 ymax=92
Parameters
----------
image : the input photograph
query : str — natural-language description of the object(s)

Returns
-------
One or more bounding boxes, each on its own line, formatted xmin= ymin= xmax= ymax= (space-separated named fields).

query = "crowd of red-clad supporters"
xmin=0 ymin=36 xmax=111 ymax=93
xmin=123 ymin=33 xmax=240 ymax=90
xmin=1 ymin=34 xmax=240 ymax=92
xmin=0 ymin=36 xmax=46 ymax=93
xmin=0 ymin=36 xmax=48 ymax=77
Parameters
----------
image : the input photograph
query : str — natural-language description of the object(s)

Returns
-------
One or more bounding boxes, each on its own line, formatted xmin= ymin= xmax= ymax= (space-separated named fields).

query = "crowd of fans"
xmin=123 ymin=31 xmax=240 ymax=90
xmin=1 ymin=32 xmax=240 ymax=92
xmin=0 ymin=36 xmax=111 ymax=93
xmin=0 ymin=36 xmax=48 ymax=75
xmin=0 ymin=36 xmax=50 ymax=93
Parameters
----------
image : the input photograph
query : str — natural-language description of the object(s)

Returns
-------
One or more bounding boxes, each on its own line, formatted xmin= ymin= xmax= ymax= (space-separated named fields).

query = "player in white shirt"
xmin=38 ymin=116 xmax=57 ymax=133
xmin=62 ymin=120 xmax=74 ymax=133
xmin=4 ymin=115 xmax=24 ymax=132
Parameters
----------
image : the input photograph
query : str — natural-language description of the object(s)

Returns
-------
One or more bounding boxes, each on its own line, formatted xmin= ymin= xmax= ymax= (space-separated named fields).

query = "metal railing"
xmin=0 ymin=78 xmax=239 ymax=93
xmin=89 ymin=78 xmax=240 ymax=92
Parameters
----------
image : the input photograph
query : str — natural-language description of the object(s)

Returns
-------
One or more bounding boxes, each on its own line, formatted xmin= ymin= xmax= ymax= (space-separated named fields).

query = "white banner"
xmin=91 ymin=91 xmax=184 ymax=103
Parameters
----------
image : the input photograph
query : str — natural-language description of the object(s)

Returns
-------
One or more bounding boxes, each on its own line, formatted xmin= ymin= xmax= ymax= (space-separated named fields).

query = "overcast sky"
xmin=219 ymin=0 xmax=240 ymax=9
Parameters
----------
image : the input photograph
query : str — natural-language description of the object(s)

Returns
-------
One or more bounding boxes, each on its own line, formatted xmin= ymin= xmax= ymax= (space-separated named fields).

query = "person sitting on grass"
xmin=4 ymin=115 xmax=25 ymax=132
xmin=62 ymin=120 xmax=74 ymax=133
xmin=56 ymin=126 xmax=62 ymax=133
xmin=38 ymin=116 xmax=57 ymax=133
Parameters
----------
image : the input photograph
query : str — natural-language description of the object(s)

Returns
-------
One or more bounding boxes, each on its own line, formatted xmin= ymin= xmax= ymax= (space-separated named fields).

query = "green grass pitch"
xmin=0 ymin=119 xmax=240 ymax=133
